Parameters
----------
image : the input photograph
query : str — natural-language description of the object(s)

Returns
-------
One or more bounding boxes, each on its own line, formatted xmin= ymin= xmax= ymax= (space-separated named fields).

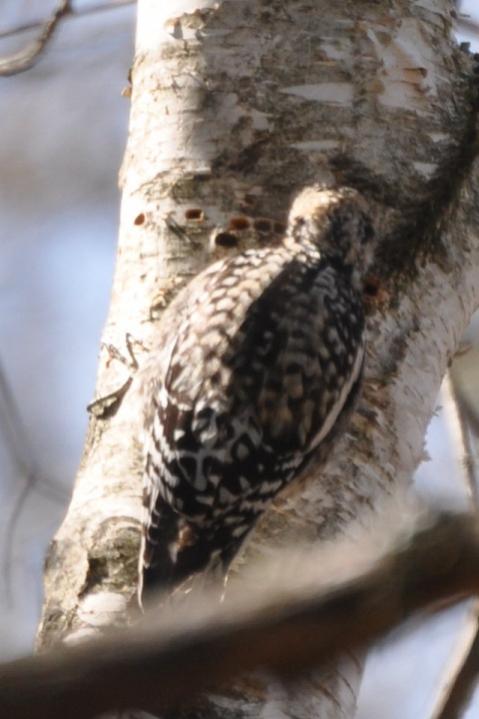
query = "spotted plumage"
xmin=137 ymin=186 xmax=375 ymax=604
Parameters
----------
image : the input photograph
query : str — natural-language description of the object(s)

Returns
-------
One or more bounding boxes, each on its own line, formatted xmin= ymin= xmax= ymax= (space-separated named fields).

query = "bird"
xmin=136 ymin=185 xmax=375 ymax=606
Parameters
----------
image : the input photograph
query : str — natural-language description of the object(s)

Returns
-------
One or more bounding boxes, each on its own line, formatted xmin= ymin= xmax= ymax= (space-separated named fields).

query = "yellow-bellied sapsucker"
xmin=138 ymin=186 xmax=375 ymax=604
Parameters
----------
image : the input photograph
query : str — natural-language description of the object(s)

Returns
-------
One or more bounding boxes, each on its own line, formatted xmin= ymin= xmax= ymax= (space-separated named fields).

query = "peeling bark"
xmin=37 ymin=1 xmax=479 ymax=718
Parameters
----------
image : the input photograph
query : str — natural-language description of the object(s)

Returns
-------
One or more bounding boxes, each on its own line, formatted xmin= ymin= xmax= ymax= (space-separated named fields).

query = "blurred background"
xmin=0 ymin=1 xmax=478 ymax=717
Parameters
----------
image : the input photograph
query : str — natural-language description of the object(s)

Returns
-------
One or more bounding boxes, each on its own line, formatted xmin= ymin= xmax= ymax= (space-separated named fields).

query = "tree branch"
xmin=0 ymin=1 xmax=72 ymax=77
xmin=0 ymin=0 xmax=136 ymax=43
xmin=435 ymin=618 xmax=479 ymax=719
xmin=450 ymin=347 xmax=479 ymax=445
xmin=430 ymin=370 xmax=479 ymax=719
xmin=4 ymin=509 xmax=479 ymax=719
xmin=0 ymin=359 xmax=67 ymax=606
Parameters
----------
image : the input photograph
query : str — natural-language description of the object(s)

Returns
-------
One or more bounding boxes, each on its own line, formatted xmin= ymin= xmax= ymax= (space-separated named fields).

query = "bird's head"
xmin=287 ymin=186 xmax=376 ymax=273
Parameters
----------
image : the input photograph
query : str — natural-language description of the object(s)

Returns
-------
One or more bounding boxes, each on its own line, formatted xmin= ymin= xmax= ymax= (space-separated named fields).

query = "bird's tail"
xmin=138 ymin=498 xmax=242 ymax=609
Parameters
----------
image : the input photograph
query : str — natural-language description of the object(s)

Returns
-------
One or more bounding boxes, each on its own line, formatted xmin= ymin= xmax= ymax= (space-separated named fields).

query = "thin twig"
xmin=435 ymin=622 xmax=479 ymax=719
xmin=431 ymin=371 xmax=479 ymax=719
xmin=447 ymin=370 xmax=479 ymax=504
xmin=0 ymin=359 xmax=66 ymax=605
xmin=430 ymin=599 xmax=479 ymax=719
xmin=457 ymin=17 xmax=479 ymax=35
xmin=450 ymin=349 xmax=479 ymax=444
xmin=0 ymin=359 xmax=39 ymax=603
xmin=0 ymin=0 xmax=72 ymax=76
xmin=0 ymin=0 xmax=136 ymax=42
xmin=1 ymin=510 xmax=479 ymax=719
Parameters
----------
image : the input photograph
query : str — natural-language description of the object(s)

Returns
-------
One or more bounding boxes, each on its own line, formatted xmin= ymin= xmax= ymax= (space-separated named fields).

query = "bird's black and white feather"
xmin=137 ymin=186 xmax=375 ymax=604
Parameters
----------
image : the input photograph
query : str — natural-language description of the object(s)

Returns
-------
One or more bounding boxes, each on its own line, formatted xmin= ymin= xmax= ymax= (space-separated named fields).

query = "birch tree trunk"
xmin=36 ymin=0 xmax=479 ymax=717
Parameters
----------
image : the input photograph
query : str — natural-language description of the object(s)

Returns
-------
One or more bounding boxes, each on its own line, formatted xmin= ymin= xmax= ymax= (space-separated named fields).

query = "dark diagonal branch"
xmin=435 ymin=621 xmax=479 ymax=719
xmin=1 ymin=509 xmax=479 ymax=719
xmin=0 ymin=0 xmax=136 ymax=42
xmin=0 ymin=1 xmax=72 ymax=77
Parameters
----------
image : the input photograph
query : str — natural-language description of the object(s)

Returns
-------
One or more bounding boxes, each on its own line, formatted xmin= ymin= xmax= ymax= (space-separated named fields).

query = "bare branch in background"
xmin=435 ymin=624 xmax=479 ymax=719
xmin=431 ymin=366 xmax=479 ymax=719
xmin=0 ymin=0 xmax=136 ymax=76
xmin=0 ymin=0 xmax=136 ymax=42
xmin=458 ymin=17 xmax=479 ymax=36
xmin=456 ymin=0 xmax=479 ymax=35
xmin=430 ymin=599 xmax=479 ymax=719
xmin=450 ymin=346 xmax=479 ymax=443
xmin=0 ymin=0 xmax=72 ymax=77
xmin=447 ymin=368 xmax=479 ymax=503
xmin=0 ymin=359 xmax=67 ymax=605
xmin=3 ymin=509 xmax=479 ymax=719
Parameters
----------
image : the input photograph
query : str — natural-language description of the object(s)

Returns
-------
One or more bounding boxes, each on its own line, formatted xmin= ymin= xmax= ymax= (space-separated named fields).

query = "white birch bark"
xmin=37 ymin=0 xmax=479 ymax=717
